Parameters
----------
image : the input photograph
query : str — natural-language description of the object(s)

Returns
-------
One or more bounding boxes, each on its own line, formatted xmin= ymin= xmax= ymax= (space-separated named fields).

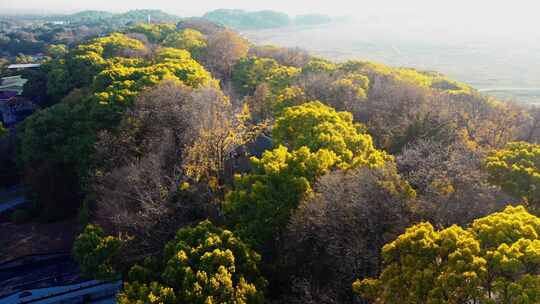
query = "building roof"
xmin=1 ymin=75 xmax=27 ymax=86
xmin=0 ymin=253 xmax=122 ymax=303
xmin=1 ymin=280 xmax=122 ymax=304
xmin=7 ymin=63 xmax=41 ymax=69
xmin=0 ymin=75 xmax=28 ymax=94
xmin=1 ymin=75 xmax=27 ymax=85
xmin=0 ymin=253 xmax=82 ymax=297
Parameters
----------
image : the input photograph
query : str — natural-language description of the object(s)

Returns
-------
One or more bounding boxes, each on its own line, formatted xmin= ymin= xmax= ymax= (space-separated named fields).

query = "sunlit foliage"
xmin=118 ymin=220 xmax=266 ymax=304
xmin=73 ymin=224 xmax=121 ymax=280
xmin=485 ymin=142 xmax=540 ymax=207
xmin=129 ymin=23 xmax=176 ymax=43
xmin=273 ymin=101 xmax=389 ymax=168
xmin=163 ymin=29 xmax=207 ymax=59
xmin=225 ymin=101 xmax=389 ymax=250
xmin=18 ymin=33 xmax=212 ymax=220
xmin=355 ymin=206 xmax=540 ymax=304
xmin=225 ymin=145 xmax=339 ymax=248
xmin=233 ymin=56 xmax=300 ymax=95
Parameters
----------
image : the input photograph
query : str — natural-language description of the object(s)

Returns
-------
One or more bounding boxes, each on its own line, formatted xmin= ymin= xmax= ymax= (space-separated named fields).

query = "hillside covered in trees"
xmin=203 ymin=9 xmax=336 ymax=29
xmin=1 ymin=14 xmax=540 ymax=304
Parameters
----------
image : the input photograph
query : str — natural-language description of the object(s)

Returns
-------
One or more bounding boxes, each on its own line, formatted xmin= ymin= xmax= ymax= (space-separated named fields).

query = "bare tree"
xmin=182 ymin=84 xmax=268 ymax=188
xmin=295 ymin=72 xmax=367 ymax=117
xmin=244 ymin=82 xmax=272 ymax=122
xmin=94 ymin=130 xmax=181 ymax=257
xmin=282 ymin=164 xmax=414 ymax=304
xmin=94 ymin=81 xmax=192 ymax=171
xmin=522 ymin=106 xmax=540 ymax=143
xmin=448 ymin=94 xmax=527 ymax=148
xmin=343 ymin=70 xmax=530 ymax=152
xmin=181 ymin=86 xmax=248 ymax=185
xmin=359 ymin=78 xmax=456 ymax=151
xmin=91 ymin=80 xmax=260 ymax=261
xmin=397 ymin=138 xmax=510 ymax=226
xmin=92 ymin=81 xmax=217 ymax=261
xmin=204 ymin=29 xmax=249 ymax=80
xmin=249 ymin=45 xmax=310 ymax=68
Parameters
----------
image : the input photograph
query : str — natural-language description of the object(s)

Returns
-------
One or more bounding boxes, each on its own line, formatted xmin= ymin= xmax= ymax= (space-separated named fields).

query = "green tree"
xmin=17 ymin=96 xmax=120 ymax=183
xmin=18 ymin=33 xmax=212 ymax=220
xmin=301 ymin=57 xmax=338 ymax=74
xmin=163 ymin=29 xmax=207 ymax=59
xmin=225 ymin=145 xmax=339 ymax=249
xmin=46 ymin=33 xmax=146 ymax=100
xmin=329 ymin=73 xmax=369 ymax=111
xmin=226 ymin=102 xmax=389 ymax=252
xmin=118 ymin=220 xmax=266 ymax=304
xmin=355 ymin=205 xmax=540 ymax=304
xmin=73 ymin=224 xmax=121 ymax=280
xmin=485 ymin=142 xmax=540 ymax=207
xmin=47 ymin=44 xmax=68 ymax=58
xmin=232 ymin=57 xmax=298 ymax=95
xmin=21 ymin=67 xmax=54 ymax=107
xmin=272 ymin=101 xmax=389 ymax=168
xmin=129 ymin=23 xmax=176 ymax=43
xmin=265 ymin=65 xmax=299 ymax=93
xmin=271 ymin=86 xmax=307 ymax=115
xmin=15 ymin=53 xmax=34 ymax=64
xmin=233 ymin=57 xmax=280 ymax=95
xmin=93 ymin=48 xmax=211 ymax=105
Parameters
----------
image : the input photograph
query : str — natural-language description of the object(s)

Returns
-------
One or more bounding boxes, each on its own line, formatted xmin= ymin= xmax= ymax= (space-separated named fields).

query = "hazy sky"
xmin=2 ymin=0 xmax=539 ymax=19
xmin=2 ymin=0 xmax=539 ymax=42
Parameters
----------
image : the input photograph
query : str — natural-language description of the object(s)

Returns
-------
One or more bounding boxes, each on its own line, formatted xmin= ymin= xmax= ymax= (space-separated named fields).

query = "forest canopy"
xmin=1 ymin=16 xmax=540 ymax=304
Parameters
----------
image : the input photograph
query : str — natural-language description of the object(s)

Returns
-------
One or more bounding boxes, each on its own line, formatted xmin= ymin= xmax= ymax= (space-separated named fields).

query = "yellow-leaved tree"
xmin=354 ymin=205 xmax=540 ymax=303
xmin=118 ymin=220 xmax=266 ymax=304
xmin=485 ymin=142 xmax=540 ymax=208
xmin=225 ymin=101 xmax=390 ymax=251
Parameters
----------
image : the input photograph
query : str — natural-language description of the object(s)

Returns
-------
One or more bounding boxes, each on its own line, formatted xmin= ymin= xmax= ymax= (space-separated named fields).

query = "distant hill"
xmin=115 ymin=9 xmax=181 ymax=24
xmin=177 ymin=17 xmax=225 ymax=35
xmin=4 ymin=9 xmax=336 ymax=30
xmin=202 ymin=9 xmax=337 ymax=30
xmin=294 ymin=14 xmax=333 ymax=26
xmin=44 ymin=9 xmax=181 ymax=25
xmin=203 ymin=9 xmax=290 ymax=30
xmin=64 ymin=10 xmax=114 ymax=22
